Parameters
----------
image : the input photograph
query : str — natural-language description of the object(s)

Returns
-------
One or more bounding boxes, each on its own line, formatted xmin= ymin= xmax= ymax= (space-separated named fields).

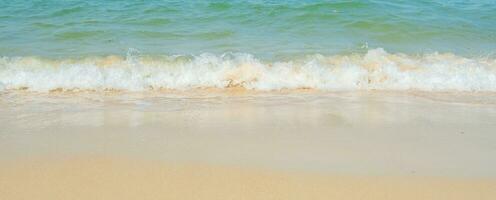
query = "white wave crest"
xmin=1 ymin=49 xmax=495 ymax=92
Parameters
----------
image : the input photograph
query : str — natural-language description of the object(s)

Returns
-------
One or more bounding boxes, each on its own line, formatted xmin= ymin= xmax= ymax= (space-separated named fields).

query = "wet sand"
xmin=1 ymin=90 xmax=496 ymax=199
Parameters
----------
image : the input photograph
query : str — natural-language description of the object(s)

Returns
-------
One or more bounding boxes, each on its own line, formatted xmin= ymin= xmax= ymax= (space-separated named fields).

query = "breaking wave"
xmin=1 ymin=49 xmax=495 ymax=92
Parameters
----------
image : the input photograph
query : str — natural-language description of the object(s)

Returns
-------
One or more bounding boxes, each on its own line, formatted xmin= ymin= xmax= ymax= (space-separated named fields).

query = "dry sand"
xmin=1 ymin=157 xmax=495 ymax=200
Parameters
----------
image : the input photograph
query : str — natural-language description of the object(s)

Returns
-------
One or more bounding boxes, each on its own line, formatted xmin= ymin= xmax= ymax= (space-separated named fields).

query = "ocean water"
xmin=0 ymin=0 xmax=495 ymax=92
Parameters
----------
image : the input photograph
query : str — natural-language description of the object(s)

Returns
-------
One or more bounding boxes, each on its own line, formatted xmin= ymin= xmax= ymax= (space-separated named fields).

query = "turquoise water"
xmin=1 ymin=0 xmax=495 ymax=58
xmin=1 ymin=0 xmax=496 ymax=92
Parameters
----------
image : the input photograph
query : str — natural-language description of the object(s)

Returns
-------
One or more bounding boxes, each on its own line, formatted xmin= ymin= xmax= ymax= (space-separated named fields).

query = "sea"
xmin=1 ymin=0 xmax=495 ymax=92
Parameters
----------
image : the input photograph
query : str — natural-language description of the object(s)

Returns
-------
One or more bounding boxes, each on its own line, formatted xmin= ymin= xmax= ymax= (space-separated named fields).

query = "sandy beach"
xmin=2 ymin=0 xmax=496 ymax=199
xmin=1 ymin=157 xmax=495 ymax=200
xmin=1 ymin=90 xmax=496 ymax=199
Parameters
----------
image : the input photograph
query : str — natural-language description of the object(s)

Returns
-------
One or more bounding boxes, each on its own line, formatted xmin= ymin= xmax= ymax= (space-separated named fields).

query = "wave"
xmin=1 ymin=49 xmax=495 ymax=92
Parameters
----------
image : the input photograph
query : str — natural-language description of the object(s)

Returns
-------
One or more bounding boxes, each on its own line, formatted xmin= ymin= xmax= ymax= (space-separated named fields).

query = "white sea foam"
xmin=1 ymin=49 xmax=495 ymax=92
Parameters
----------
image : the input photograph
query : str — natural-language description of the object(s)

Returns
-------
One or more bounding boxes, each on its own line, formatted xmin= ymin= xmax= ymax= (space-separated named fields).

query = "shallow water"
xmin=2 ymin=91 xmax=496 ymax=176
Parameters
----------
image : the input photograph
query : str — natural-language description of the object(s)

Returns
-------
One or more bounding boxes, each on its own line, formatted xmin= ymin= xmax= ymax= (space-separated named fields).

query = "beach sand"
xmin=1 ymin=158 xmax=495 ymax=200
xmin=1 ymin=90 xmax=496 ymax=199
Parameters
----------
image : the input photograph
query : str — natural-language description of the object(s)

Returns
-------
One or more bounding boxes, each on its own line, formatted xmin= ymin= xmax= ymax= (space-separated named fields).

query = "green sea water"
xmin=1 ymin=0 xmax=495 ymax=58
xmin=1 ymin=0 xmax=496 ymax=92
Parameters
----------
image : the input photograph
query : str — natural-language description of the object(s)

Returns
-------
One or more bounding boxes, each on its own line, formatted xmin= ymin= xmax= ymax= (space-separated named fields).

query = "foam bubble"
xmin=1 ymin=49 xmax=495 ymax=92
